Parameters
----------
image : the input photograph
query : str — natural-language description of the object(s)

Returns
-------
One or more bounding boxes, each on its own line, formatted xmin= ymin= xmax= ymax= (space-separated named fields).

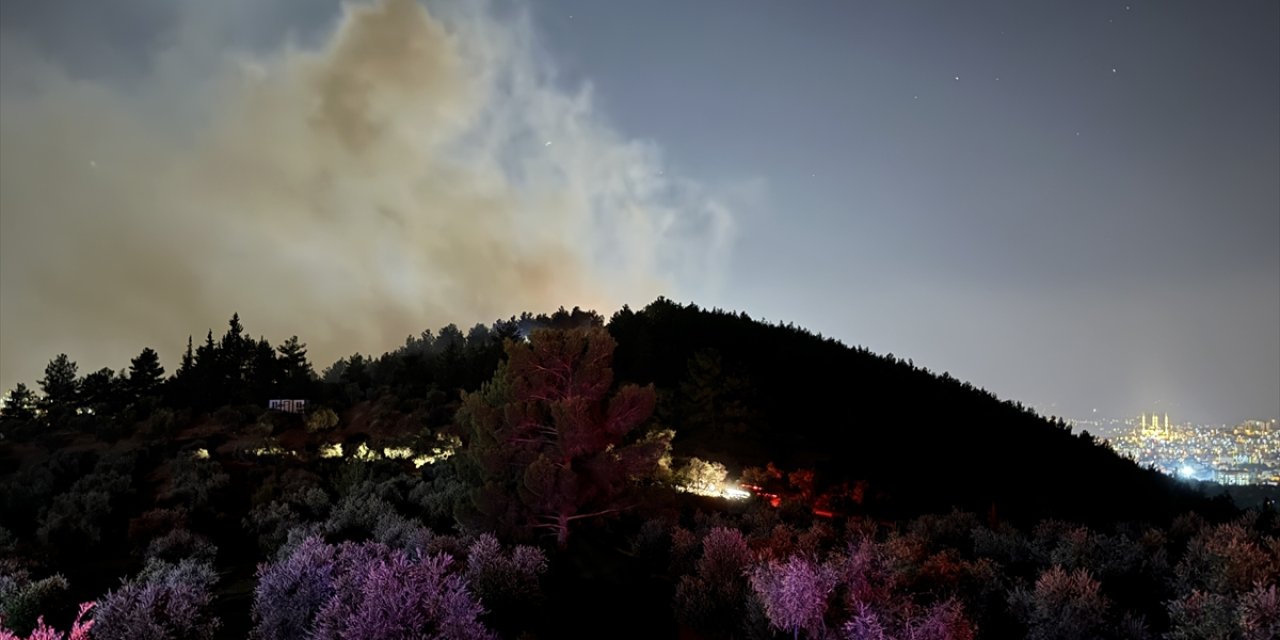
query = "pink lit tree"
xmin=0 ymin=602 xmax=94 ymax=640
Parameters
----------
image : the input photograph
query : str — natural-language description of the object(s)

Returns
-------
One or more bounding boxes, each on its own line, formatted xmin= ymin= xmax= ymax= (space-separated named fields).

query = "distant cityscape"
xmin=1070 ymin=413 xmax=1280 ymax=486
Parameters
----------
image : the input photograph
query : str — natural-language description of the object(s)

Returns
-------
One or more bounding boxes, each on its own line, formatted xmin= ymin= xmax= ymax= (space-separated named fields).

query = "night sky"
xmin=1 ymin=0 xmax=1277 ymax=425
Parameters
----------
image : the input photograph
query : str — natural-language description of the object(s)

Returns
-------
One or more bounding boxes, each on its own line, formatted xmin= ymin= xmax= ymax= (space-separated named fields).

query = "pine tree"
xmin=81 ymin=367 xmax=122 ymax=413
xmin=277 ymin=336 xmax=313 ymax=381
xmin=458 ymin=327 xmax=670 ymax=548
xmin=39 ymin=353 xmax=79 ymax=411
xmin=1 ymin=382 xmax=38 ymax=422
xmin=128 ymin=347 xmax=166 ymax=398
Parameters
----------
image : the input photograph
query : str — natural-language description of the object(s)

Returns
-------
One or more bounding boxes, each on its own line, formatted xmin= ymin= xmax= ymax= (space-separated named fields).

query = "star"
xmin=954 ymin=76 xmax=960 ymax=81
xmin=1111 ymin=68 xmax=1117 ymax=73
xmin=88 ymin=160 xmax=97 ymax=168
xmin=544 ymin=141 xmax=552 ymax=146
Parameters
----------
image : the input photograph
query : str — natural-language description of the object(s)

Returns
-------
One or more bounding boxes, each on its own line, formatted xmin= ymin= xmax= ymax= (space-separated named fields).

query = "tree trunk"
xmin=556 ymin=512 xmax=570 ymax=549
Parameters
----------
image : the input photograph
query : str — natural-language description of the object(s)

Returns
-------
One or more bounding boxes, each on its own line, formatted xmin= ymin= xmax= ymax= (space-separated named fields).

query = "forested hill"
xmin=0 ymin=297 xmax=1219 ymax=532
xmin=0 ymin=297 xmax=1248 ymax=639
xmin=607 ymin=298 xmax=1219 ymax=525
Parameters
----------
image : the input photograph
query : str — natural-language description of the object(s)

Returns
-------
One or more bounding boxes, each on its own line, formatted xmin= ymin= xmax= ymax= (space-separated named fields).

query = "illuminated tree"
xmin=749 ymin=555 xmax=838 ymax=640
xmin=458 ymin=327 xmax=670 ymax=548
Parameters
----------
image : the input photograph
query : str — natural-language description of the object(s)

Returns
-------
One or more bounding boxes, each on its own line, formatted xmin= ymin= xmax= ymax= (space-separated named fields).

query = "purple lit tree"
xmin=253 ymin=536 xmax=495 ymax=640
xmin=749 ymin=555 xmax=838 ymax=640
xmin=311 ymin=551 xmax=494 ymax=640
xmin=92 ymin=559 xmax=220 ymax=640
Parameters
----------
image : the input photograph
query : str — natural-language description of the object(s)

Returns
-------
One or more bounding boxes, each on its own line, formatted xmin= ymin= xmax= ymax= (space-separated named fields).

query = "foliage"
xmin=1 ymin=384 xmax=38 ymax=423
xmin=674 ymin=527 xmax=755 ymax=636
xmin=253 ymin=537 xmax=495 ymax=640
xmin=307 ymin=407 xmax=340 ymax=433
xmin=0 ymin=601 xmax=93 ymax=640
xmin=1238 ymin=582 xmax=1280 ymax=640
xmin=92 ymin=558 xmax=220 ymax=640
xmin=463 ymin=533 xmax=548 ymax=616
xmin=38 ymin=355 xmax=79 ymax=412
xmin=1008 ymin=565 xmax=1109 ymax=640
xmin=748 ymin=555 xmax=839 ymax=640
xmin=1165 ymin=590 xmax=1238 ymax=640
xmin=128 ymin=348 xmax=166 ymax=399
xmin=0 ymin=572 xmax=69 ymax=636
xmin=1175 ymin=522 xmax=1278 ymax=596
xmin=36 ymin=467 xmax=133 ymax=549
xmin=458 ymin=327 xmax=671 ymax=547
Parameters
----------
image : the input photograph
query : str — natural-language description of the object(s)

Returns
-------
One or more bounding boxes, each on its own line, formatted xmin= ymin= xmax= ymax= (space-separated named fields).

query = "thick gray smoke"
xmin=0 ymin=0 xmax=734 ymax=389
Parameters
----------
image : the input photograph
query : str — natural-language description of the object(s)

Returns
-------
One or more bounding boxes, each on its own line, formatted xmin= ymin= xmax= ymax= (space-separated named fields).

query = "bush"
xmin=748 ymin=555 xmax=839 ymax=640
xmin=1008 ymin=565 xmax=1109 ymax=640
xmin=464 ymin=533 xmax=548 ymax=617
xmin=0 ymin=601 xmax=93 ymax=640
xmin=36 ymin=468 xmax=133 ymax=550
xmin=675 ymin=527 xmax=754 ymax=635
xmin=92 ymin=559 xmax=220 ymax=640
xmin=253 ymin=537 xmax=495 ymax=640
xmin=307 ymin=408 xmax=340 ymax=433
xmin=0 ymin=571 xmax=69 ymax=636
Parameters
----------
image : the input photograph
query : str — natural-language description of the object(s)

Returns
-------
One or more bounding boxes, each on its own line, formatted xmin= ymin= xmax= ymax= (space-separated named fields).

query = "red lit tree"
xmin=458 ymin=327 xmax=670 ymax=548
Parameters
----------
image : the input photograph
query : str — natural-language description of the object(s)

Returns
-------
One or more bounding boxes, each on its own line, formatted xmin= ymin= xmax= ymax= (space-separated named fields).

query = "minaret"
xmin=1141 ymin=414 xmax=1147 ymax=429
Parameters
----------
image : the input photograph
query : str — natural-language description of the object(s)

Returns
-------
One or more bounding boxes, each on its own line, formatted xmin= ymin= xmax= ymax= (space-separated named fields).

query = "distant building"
xmin=268 ymin=399 xmax=307 ymax=414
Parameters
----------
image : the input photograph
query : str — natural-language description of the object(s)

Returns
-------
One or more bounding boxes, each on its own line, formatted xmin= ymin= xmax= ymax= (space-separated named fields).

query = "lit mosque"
xmin=1140 ymin=412 xmax=1173 ymax=438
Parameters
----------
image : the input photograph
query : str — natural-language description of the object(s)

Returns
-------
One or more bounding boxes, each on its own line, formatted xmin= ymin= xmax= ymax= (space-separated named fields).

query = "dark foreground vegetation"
xmin=1 ymin=298 xmax=1275 ymax=639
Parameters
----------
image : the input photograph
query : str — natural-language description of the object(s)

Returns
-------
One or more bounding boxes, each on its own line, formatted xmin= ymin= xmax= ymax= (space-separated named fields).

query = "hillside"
xmin=608 ymin=298 xmax=1220 ymax=525
xmin=0 ymin=299 xmax=1267 ymax=640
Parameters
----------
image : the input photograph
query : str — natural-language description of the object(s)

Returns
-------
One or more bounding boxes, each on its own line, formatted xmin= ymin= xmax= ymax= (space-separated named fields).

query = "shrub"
xmin=464 ymin=533 xmax=547 ymax=614
xmin=1175 ymin=523 xmax=1277 ymax=596
xmin=1238 ymin=582 xmax=1280 ymax=640
xmin=675 ymin=527 xmax=754 ymax=635
xmin=36 ymin=469 xmax=132 ymax=548
xmin=749 ymin=555 xmax=839 ymax=640
xmin=0 ymin=601 xmax=93 ymax=640
xmin=253 ymin=537 xmax=495 ymax=640
xmin=145 ymin=529 xmax=217 ymax=565
xmin=307 ymin=408 xmax=340 ymax=433
xmin=1165 ymin=590 xmax=1238 ymax=640
xmin=312 ymin=551 xmax=494 ymax=640
xmin=1008 ymin=565 xmax=1109 ymax=640
xmin=0 ymin=572 xmax=69 ymax=636
xmin=92 ymin=559 xmax=220 ymax=640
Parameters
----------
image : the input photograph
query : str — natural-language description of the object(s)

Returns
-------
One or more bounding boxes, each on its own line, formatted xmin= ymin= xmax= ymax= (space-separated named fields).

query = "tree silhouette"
xmin=38 ymin=354 xmax=79 ymax=415
xmin=128 ymin=347 xmax=165 ymax=399
xmin=1 ymin=382 xmax=38 ymax=423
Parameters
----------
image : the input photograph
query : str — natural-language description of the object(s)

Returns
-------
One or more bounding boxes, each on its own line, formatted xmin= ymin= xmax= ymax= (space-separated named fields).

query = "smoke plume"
xmin=0 ymin=0 xmax=733 ymax=389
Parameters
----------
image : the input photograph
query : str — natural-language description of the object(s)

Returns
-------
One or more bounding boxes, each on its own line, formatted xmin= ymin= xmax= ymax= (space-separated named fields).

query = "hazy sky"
xmin=1 ymin=1 xmax=1276 ymax=424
